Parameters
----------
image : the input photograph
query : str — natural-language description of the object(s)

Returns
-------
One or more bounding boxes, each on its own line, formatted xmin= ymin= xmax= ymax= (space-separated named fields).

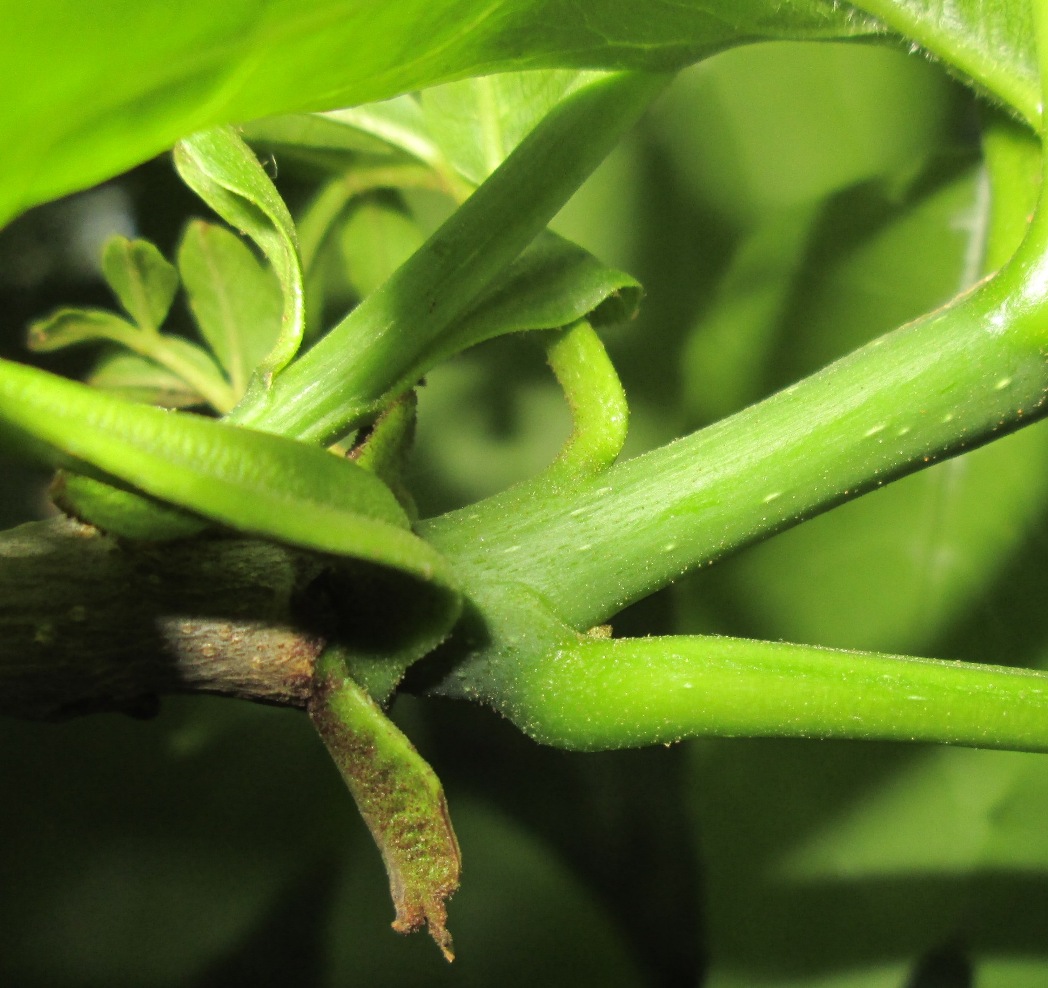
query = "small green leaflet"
xmin=101 ymin=236 xmax=179 ymax=334
xmin=178 ymin=220 xmax=283 ymax=397
xmin=0 ymin=357 xmax=459 ymax=594
xmin=27 ymin=296 xmax=235 ymax=413
xmin=174 ymin=127 xmax=305 ymax=387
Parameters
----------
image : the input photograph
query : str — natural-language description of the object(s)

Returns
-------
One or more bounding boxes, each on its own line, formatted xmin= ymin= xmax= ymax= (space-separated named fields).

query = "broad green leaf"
xmin=178 ymin=220 xmax=283 ymax=397
xmin=87 ymin=352 xmax=207 ymax=409
xmin=100 ymin=236 xmax=179 ymax=333
xmin=173 ymin=127 xmax=304 ymax=382
xmin=853 ymin=0 xmax=1039 ymax=128
xmin=0 ymin=357 xmax=458 ymax=594
xmin=0 ymin=3 xmax=886 ymax=228
xmin=321 ymin=99 xmax=443 ymax=169
xmin=2 ymin=2 xmax=1039 ymax=231
xmin=431 ymin=218 xmax=644 ymax=348
xmin=421 ymin=71 xmax=592 ymax=184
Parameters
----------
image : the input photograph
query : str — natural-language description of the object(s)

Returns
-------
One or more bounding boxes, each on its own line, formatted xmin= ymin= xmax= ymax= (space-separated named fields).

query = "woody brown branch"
xmin=0 ymin=516 xmax=330 ymax=721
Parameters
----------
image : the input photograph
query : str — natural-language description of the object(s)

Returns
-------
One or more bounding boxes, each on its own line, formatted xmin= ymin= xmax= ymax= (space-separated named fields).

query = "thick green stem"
xmin=493 ymin=635 xmax=1048 ymax=753
xmin=229 ymin=71 xmax=669 ymax=444
xmin=425 ymin=235 xmax=1048 ymax=629
xmin=422 ymin=4 xmax=1048 ymax=634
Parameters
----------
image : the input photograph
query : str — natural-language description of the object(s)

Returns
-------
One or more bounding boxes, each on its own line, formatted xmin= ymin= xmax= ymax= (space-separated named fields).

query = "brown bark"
xmin=0 ymin=516 xmax=330 ymax=720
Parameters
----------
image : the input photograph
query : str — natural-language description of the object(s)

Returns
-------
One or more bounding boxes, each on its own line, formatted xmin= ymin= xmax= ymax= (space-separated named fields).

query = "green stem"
xmin=229 ymin=71 xmax=669 ymax=444
xmin=491 ymin=634 xmax=1048 ymax=753
xmin=425 ymin=204 xmax=1048 ymax=631
xmin=543 ymin=319 xmax=628 ymax=484
xmin=144 ymin=338 xmax=236 ymax=413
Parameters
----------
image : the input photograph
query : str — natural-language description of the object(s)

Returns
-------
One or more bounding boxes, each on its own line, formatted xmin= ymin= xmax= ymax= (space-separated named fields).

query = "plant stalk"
xmin=230 ymin=71 xmax=669 ymax=444
xmin=425 ymin=251 xmax=1048 ymax=629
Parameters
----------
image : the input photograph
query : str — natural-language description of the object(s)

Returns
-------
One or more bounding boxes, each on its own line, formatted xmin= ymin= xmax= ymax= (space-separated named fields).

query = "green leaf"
xmin=148 ymin=336 xmax=237 ymax=412
xmin=245 ymin=97 xmax=444 ymax=172
xmin=321 ymin=98 xmax=443 ymax=168
xmin=87 ymin=352 xmax=207 ymax=409
xmin=27 ymin=308 xmax=140 ymax=353
xmin=0 ymin=2 xmax=886 ymax=228
xmin=173 ymin=127 xmax=304 ymax=383
xmin=0 ymin=357 xmax=458 ymax=595
xmin=100 ymin=236 xmax=179 ymax=333
xmin=853 ymin=0 xmax=1039 ymax=128
xmin=421 ymin=71 xmax=592 ymax=184
xmin=370 ymin=232 xmax=641 ymax=416
xmin=3 ymin=2 xmax=1039 ymax=232
xmin=178 ymin=220 xmax=283 ymax=397
xmin=444 ymin=232 xmax=640 ymax=348
xmin=232 ymin=71 xmax=666 ymax=443
xmin=27 ymin=306 xmax=236 ymax=414
xmin=52 ymin=472 xmax=210 ymax=541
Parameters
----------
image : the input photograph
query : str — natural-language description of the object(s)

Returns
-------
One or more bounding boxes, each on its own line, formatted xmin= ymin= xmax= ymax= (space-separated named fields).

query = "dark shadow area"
xmin=404 ymin=693 xmax=706 ymax=988
xmin=195 ymin=861 xmax=339 ymax=988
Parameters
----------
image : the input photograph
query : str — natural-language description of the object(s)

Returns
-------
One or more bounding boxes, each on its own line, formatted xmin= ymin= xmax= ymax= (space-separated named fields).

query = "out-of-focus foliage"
xmin=4 ymin=35 xmax=1048 ymax=988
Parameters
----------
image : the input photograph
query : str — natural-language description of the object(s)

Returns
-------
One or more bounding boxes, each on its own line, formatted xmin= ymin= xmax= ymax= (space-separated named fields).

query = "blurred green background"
xmin=4 ymin=40 xmax=1048 ymax=987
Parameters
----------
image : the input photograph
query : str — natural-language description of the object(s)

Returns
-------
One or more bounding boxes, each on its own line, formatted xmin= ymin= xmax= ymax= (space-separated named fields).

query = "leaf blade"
xmin=178 ymin=219 xmax=283 ymax=395
xmin=100 ymin=236 xmax=179 ymax=333
xmin=173 ymin=126 xmax=305 ymax=382
xmin=0 ymin=357 xmax=457 ymax=592
xmin=1 ymin=1 xmax=884 ymax=227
